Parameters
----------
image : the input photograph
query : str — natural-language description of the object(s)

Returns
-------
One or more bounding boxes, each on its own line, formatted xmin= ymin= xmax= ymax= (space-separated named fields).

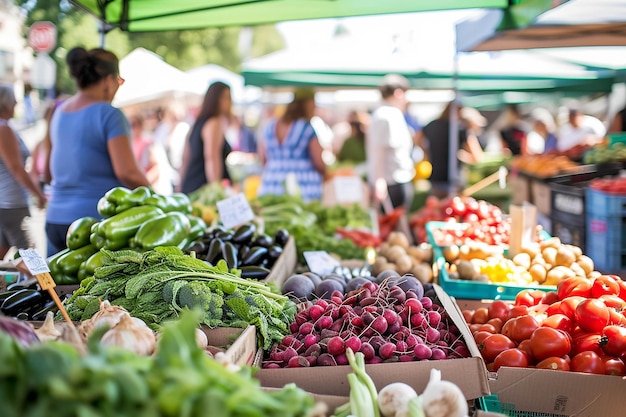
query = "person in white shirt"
xmin=366 ymin=74 xmax=415 ymax=211
xmin=557 ymin=108 xmax=605 ymax=152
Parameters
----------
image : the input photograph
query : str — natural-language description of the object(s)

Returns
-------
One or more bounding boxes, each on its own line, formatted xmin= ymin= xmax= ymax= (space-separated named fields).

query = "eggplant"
xmin=0 ymin=290 xmax=19 ymax=305
xmin=232 ymin=223 xmax=256 ymax=245
xmin=215 ymin=230 xmax=234 ymax=242
xmin=1 ymin=289 xmax=46 ymax=317
xmin=186 ymin=240 xmax=207 ymax=255
xmin=238 ymin=245 xmax=251 ymax=262
xmin=267 ymin=245 xmax=283 ymax=261
xmin=30 ymin=300 xmax=59 ymax=322
xmin=240 ymin=266 xmax=271 ymax=280
xmin=7 ymin=281 xmax=38 ymax=291
xmin=274 ymin=229 xmax=290 ymax=247
xmin=205 ymin=239 xmax=224 ymax=264
xmin=242 ymin=246 xmax=268 ymax=266
xmin=222 ymin=241 xmax=238 ymax=269
xmin=252 ymin=234 xmax=274 ymax=248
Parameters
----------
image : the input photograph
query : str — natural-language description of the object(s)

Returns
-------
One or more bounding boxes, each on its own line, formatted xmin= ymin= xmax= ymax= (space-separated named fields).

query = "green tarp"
xmin=69 ymin=0 xmax=510 ymax=31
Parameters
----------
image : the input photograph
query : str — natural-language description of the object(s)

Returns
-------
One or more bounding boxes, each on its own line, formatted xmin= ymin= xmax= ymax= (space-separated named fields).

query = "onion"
xmin=0 ymin=315 xmax=39 ymax=347
xmin=34 ymin=311 xmax=61 ymax=342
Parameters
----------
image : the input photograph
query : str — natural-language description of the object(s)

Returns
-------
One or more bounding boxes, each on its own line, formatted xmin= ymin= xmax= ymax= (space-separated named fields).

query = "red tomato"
xmin=473 ymin=308 xmax=489 ymax=324
xmin=477 ymin=323 xmax=497 ymax=334
xmin=536 ymin=356 xmax=571 ymax=371
xmin=601 ymin=325 xmax=626 ymax=358
xmin=493 ymin=348 xmax=530 ymax=371
xmin=541 ymin=314 xmax=574 ymax=334
xmin=599 ymin=294 xmax=626 ymax=309
xmin=571 ymin=333 xmax=604 ymax=356
xmin=546 ymin=301 xmax=563 ymax=316
xmin=530 ymin=327 xmax=572 ymax=361
xmin=479 ymin=334 xmax=516 ymax=363
xmin=614 ymin=276 xmax=626 ymax=302
xmin=602 ymin=356 xmax=626 ymax=376
xmin=462 ymin=309 xmax=474 ymax=323
xmin=487 ymin=318 xmax=504 ymax=333
xmin=591 ymin=275 xmax=621 ymax=298
xmin=540 ymin=291 xmax=560 ymax=306
xmin=575 ymin=299 xmax=610 ymax=333
xmin=515 ymin=289 xmax=545 ymax=307
xmin=508 ymin=305 xmax=530 ymax=320
xmin=502 ymin=315 xmax=540 ymax=343
xmin=517 ymin=339 xmax=534 ymax=362
xmin=473 ymin=331 xmax=493 ymax=345
xmin=557 ymin=277 xmax=592 ymax=300
xmin=608 ymin=307 xmax=626 ymax=326
xmin=469 ymin=323 xmax=482 ymax=334
xmin=559 ymin=296 xmax=586 ymax=321
xmin=488 ymin=300 xmax=511 ymax=322
xmin=571 ymin=351 xmax=605 ymax=374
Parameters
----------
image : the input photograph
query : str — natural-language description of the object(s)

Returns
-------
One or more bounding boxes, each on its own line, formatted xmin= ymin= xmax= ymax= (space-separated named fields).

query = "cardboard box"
xmin=489 ymin=367 xmax=626 ymax=417
xmin=255 ymin=285 xmax=490 ymax=400
xmin=530 ymin=180 xmax=551 ymax=216
xmin=200 ymin=325 xmax=258 ymax=367
xmin=264 ymin=236 xmax=297 ymax=289
xmin=510 ymin=173 xmax=531 ymax=205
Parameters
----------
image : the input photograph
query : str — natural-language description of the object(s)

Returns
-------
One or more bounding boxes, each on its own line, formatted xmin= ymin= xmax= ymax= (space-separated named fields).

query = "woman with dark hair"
xmin=258 ymin=88 xmax=325 ymax=201
xmin=45 ymin=47 xmax=149 ymax=256
xmin=180 ymin=81 xmax=232 ymax=194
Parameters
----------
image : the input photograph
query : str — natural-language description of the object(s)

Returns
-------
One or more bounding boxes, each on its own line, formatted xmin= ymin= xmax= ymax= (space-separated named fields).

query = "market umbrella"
xmin=456 ymin=0 xmax=626 ymax=52
xmin=69 ymin=0 xmax=511 ymax=32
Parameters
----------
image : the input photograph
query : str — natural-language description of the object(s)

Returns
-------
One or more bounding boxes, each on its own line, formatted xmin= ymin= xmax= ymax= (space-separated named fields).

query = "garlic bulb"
xmin=100 ymin=314 xmax=156 ymax=356
xmin=79 ymin=300 xmax=129 ymax=339
xmin=378 ymin=382 xmax=417 ymax=417
xmin=195 ymin=328 xmax=208 ymax=350
xmin=421 ymin=369 xmax=468 ymax=417
xmin=34 ymin=311 xmax=62 ymax=342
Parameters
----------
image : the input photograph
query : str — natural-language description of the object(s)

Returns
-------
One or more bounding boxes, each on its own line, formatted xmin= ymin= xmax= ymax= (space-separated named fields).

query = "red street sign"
xmin=29 ymin=22 xmax=57 ymax=53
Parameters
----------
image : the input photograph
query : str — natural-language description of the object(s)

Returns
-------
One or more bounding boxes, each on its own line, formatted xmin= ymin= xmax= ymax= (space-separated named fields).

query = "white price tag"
xmin=18 ymin=248 xmax=50 ymax=275
xmin=303 ymin=251 xmax=341 ymax=277
xmin=216 ymin=193 xmax=255 ymax=229
xmin=333 ymin=176 xmax=364 ymax=204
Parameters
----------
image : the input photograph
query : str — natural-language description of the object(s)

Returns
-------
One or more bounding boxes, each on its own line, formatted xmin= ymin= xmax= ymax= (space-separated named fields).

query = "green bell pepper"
xmin=134 ymin=212 xmax=191 ymax=250
xmin=187 ymin=215 xmax=208 ymax=241
xmin=127 ymin=186 xmax=152 ymax=205
xmin=170 ymin=193 xmax=193 ymax=214
xmin=90 ymin=233 xmax=106 ymax=250
xmin=143 ymin=193 xmax=170 ymax=209
xmin=103 ymin=238 xmax=127 ymax=250
xmin=66 ymin=217 xmax=99 ymax=250
xmin=97 ymin=196 xmax=117 ymax=218
xmin=48 ymin=248 xmax=71 ymax=277
xmin=56 ymin=244 xmax=99 ymax=277
xmin=53 ymin=273 xmax=80 ymax=286
xmin=104 ymin=186 xmax=132 ymax=205
xmin=97 ymin=205 xmax=165 ymax=242
xmin=81 ymin=251 xmax=106 ymax=276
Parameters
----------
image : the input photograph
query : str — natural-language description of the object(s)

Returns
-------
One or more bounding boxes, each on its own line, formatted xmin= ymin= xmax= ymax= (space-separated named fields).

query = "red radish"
xmin=383 ymin=309 xmax=399 ymax=326
xmin=304 ymin=343 xmax=321 ymax=357
xmin=396 ymin=340 xmax=408 ymax=353
xmin=289 ymin=322 xmax=299 ymax=333
xmin=426 ymin=327 xmax=440 ymax=343
xmin=345 ymin=336 xmax=362 ymax=353
xmin=316 ymin=299 xmax=329 ymax=309
xmin=287 ymin=355 xmax=310 ymax=368
xmin=362 ymin=311 xmax=376 ymax=325
xmin=360 ymin=342 xmax=375 ymax=359
xmin=353 ymin=306 xmax=363 ymax=316
xmin=410 ymin=313 xmax=428 ymax=328
xmin=269 ymin=350 xmax=285 ymax=362
xmin=389 ymin=286 xmax=406 ymax=304
xmin=372 ymin=316 xmax=389 ymax=334
xmin=431 ymin=348 xmax=446 ymax=360
xmin=264 ymin=363 xmax=281 ymax=369
xmin=295 ymin=312 xmax=309 ymax=325
xmin=335 ymin=353 xmax=349 ymax=365
xmin=369 ymin=335 xmax=386 ymax=351
xmin=317 ymin=353 xmax=337 ymax=366
xmin=331 ymin=290 xmax=344 ymax=300
xmin=360 ymin=297 xmax=377 ymax=307
xmin=387 ymin=321 xmax=401 ymax=335
xmin=299 ymin=322 xmax=314 ymax=335
xmin=406 ymin=291 xmax=417 ymax=299
xmin=379 ymin=342 xmax=396 ymax=359
xmin=399 ymin=354 xmax=413 ymax=362
xmin=362 ymin=282 xmax=378 ymax=294
xmin=309 ymin=305 xmax=325 ymax=321
xmin=282 ymin=335 xmax=297 ymax=346
xmin=330 ymin=318 xmax=344 ymax=333
xmin=315 ymin=316 xmax=333 ymax=330
xmin=405 ymin=298 xmax=423 ymax=314
xmin=427 ymin=310 xmax=441 ymax=327
xmin=453 ymin=344 xmax=470 ymax=358
xmin=327 ymin=336 xmax=346 ymax=355
xmin=303 ymin=334 xmax=319 ymax=348
xmin=331 ymin=296 xmax=343 ymax=305
xmin=339 ymin=305 xmax=353 ymax=316
xmin=283 ymin=347 xmax=298 ymax=362
xmin=358 ymin=289 xmax=371 ymax=303
xmin=421 ymin=297 xmax=433 ymax=309
xmin=343 ymin=294 xmax=358 ymax=306
xmin=366 ymin=356 xmax=384 ymax=364
xmin=330 ymin=308 xmax=340 ymax=320
xmin=406 ymin=334 xmax=422 ymax=348
xmin=320 ymin=329 xmax=339 ymax=339
xmin=393 ymin=331 xmax=406 ymax=342
xmin=305 ymin=356 xmax=317 ymax=366
xmin=414 ymin=344 xmax=432 ymax=360
xmin=351 ymin=316 xmax=364 ymax=327
xmin=364 ymin=305 xmax=378 ymax=313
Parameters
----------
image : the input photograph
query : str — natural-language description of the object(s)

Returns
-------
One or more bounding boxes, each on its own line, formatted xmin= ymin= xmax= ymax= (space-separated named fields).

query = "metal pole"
xmin=448 ymin=51 xmax=460 ymax=195
xmin=99 ymin=21 xmax=106 ymax=48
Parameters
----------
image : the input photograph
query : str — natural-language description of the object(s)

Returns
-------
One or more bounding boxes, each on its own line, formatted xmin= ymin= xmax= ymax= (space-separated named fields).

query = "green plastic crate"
xmin=477 ymin=395 xmax=568 ymax=417
xmin=426 ymin=221 xmax=555 ymax=301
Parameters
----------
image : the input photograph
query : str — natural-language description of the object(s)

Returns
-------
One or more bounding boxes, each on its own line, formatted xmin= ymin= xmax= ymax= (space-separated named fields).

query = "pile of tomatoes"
xmin=463 ymin=274 xmax=626 ymax=376
xmin=410 ymin=196 xmax=510 ymax=245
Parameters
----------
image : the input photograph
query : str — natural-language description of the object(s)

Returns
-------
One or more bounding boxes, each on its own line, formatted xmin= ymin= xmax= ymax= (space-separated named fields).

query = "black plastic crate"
xmin=551 ymin=213 xmax=586 ymax=252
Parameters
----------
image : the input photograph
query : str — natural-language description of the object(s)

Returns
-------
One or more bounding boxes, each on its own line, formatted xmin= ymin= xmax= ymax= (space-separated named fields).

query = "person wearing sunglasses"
xmin=45 ymin=47 xmax=149 ymax=257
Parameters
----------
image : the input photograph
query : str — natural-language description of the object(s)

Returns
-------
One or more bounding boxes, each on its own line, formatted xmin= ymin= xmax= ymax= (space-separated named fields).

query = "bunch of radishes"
xmin=263 ymin=278 xmax=470 ymax=368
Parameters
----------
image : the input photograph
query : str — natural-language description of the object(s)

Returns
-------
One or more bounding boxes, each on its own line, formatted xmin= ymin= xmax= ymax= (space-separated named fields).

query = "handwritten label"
xmin=303 ymin=251 xmax=341 ymax=277
xmin=216 ymin=193 xmax=255 ymax=229
xmin=334 ymin=176 xmax=364 ymax=204
xmin=18 ymin=248 xmax=50 ymax=275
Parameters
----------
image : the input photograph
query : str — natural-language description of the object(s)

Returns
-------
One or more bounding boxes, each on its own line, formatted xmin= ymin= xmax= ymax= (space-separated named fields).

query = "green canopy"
xmin=69 ymin=0 xmax=510 ymax=31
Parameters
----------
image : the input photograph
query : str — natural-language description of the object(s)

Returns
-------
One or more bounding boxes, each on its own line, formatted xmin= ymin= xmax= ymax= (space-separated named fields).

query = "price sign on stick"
xmin=216 ymin=193 xmax=255 ymax=229
xmin=303 ymin=251 xmax=341 ymax=277
xmin=333 ymin=176 xmax=364 ymax=204
xmin=18 ymin=248 xmax=74 ymax=325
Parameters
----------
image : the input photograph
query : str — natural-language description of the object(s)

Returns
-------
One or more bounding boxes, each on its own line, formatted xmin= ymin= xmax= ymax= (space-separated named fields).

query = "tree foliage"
xmin=16 ymin=0 xmax=284 ymax=94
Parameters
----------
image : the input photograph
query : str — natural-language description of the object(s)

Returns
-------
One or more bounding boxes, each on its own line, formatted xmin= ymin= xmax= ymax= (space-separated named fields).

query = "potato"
xmin=443 ymin=245 xmax=459 ymax=263
xmin=472 ymin=274 xmax=490 ymax=283
xmin=555 ymin=246 xmax=575 ymax=267
xmin=569 ymin=262 xmax=586 ymax=278
xmin=512 ymin=252 xmax=532 ymax=270
xmin=542 ymin=247 xmax=558 ymax=266
xmin=412 ymin=263 xmax=433 ymax=284
xmin=544 ymin=266 xmax=575 ymax=286
xmin=388 ymin=231 xmax=410 ymax=249
xmin=379 ymin=242 xmax=391 ymax=257
xmin=577 ymin=255 xmax=594 ymax=276
xmin=457 ymin=260 xmax=478 ymax=280
xmin=395 ymin=254 xmax=413 ymax=275
xmin=407 ymin=246 xmax=424 ymax=262
xmin=386 ymin=245 xmax=406 ymax=263
xmin=532 ymin=254 xmax=546 ymax=266
xmin=540 ymin=236 xmax=562 ymax=250
xmin=565 ymin=244 xmax=583 ymax=258
xmin=528 ymin=263 xmax=547 ymax=284
xmin=521 ymin=243 xmax=541 ymax=260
